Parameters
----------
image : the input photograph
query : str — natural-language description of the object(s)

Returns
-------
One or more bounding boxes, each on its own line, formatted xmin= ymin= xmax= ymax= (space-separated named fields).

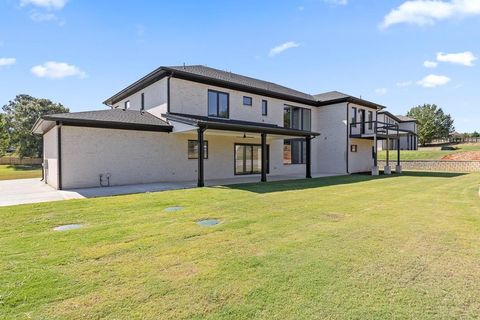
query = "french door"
xmin=234 ymin=144 xmax=269 ymax=175
xmin=360 ymin=109 xmax=366 ymax=134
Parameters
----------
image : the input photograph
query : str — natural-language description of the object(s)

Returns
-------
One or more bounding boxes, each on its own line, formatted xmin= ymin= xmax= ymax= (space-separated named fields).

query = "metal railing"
xmin=350 ymin=121 xmax=399 ymax=137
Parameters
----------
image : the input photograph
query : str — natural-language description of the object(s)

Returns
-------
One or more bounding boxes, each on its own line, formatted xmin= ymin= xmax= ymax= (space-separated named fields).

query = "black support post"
xmin=261 ymin=133 xmax=267 ymax=182
xmin=197 ymin=127 xmax=205 ymax=187
xmin=397 ymin=126 xmax=401 ymax=166
xmin=306 ymin=136 xmax=312 ymax=179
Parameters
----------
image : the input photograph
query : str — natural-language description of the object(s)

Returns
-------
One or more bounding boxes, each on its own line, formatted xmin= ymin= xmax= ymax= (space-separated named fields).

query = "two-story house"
xmin=377 ymin=110 xmax=418 ymax=151
xmin=33 ymin=65 xmax=411 ymax=190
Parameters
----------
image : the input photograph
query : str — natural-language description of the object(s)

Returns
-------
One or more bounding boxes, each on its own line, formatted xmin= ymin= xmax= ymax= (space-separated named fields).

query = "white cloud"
xmin=417 ymin=74 xmax=451 ymax=87
xmin=324 ymin=0 xmax=348 ymax=5
xmin=268 ymin=41 xmax=300 ymax=57
xmin=20 ymin=0 xmax=68 ymax=9
xmin=31 ymin=61 xmax=87 ymax=79
xmin=381 ymin=0 xmax=480 ymax=28
xmin=375 ymin=88 xmax=388 ymax=95
xmin=424 ymin=60 xmax=438 ymax=68
xmin=396 ymin=81 xmax=412 ymax=87
xmin=0 ymin=58 xmax=16 ymax=67
xmin=437 ymin=51 xmax=477 ymax=66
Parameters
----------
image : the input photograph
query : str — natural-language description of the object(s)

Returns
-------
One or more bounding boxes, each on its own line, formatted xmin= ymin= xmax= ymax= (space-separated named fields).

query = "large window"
xmin=283 ymin=106 xmax=310 ymax=164
xmin=141 ymin=93 xmax=145 ymax=111
xmin=351 ymin=107 xmax=357 ymax=127
xmin=262 ymin=100 xmax=268 ymax=116
xmin=283 ymin=139 xmax=306 ymax=164
xmin=283 ymin=106 xmax=311 ymax=131
xmin=235 ymin=144 xmax=269 ymax=175
xmin=208 ymin=90 xmax=229 ymax=118
xmin=188 ymin=140 xmax=208 ymax=159
xmin=368 ymin=111 xmax=373 ymax=130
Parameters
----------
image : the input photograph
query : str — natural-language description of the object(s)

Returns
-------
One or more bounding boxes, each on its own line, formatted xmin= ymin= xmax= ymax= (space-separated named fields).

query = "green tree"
xmin=407 ymin=104 xmax=454 ymax=146
xmin=472 ymin=131 xmax=480 ymax=138
xmin=0 ymin=113 xmax=9 ymax=156
xmin=2 ymin=95 xmax=69 ymax=158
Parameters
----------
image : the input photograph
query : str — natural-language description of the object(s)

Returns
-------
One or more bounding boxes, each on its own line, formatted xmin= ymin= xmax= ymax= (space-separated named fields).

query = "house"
xmin=32 ymin=65 xmax=410 ymax=190
xmin=377 ymin=110 xmax=418 ymax=151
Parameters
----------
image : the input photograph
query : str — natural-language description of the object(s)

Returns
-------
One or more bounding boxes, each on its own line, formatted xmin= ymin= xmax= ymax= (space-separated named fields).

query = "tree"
xmin=0 ymin=113 xmax=9 ymax=156
xmin=472 ymin=131 xmax=480 ymax=138
xmin=407 ymin=104 xmax=454 ymax=146
xmin=2 ymin=95 xmax=69 ymax=158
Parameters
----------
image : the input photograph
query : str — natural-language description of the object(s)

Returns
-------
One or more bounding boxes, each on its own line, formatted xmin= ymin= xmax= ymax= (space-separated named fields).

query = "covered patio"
xmin=350 ymin=120 xmax=417 ymax=175
xmin=164 ymin=113 xmax=320 ymax=187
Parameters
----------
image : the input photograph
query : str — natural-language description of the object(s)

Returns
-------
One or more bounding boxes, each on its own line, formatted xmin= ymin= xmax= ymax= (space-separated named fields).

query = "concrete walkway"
xmin=0 ymin=173 xmax=338 ymax=207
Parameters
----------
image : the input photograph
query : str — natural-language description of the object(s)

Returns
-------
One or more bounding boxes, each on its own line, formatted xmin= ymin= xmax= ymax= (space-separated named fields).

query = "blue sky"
xmin=0 ymin=0 xmax=479 ymax=132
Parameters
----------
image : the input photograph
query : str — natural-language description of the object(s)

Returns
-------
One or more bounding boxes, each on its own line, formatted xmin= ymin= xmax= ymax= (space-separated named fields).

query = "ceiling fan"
xmin=236 ymin=132 xmax=255 ymax=139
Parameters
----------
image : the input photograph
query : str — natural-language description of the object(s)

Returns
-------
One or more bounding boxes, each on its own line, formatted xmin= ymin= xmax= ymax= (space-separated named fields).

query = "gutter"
xmin=346 ymin=102 xmax=350 ymax=174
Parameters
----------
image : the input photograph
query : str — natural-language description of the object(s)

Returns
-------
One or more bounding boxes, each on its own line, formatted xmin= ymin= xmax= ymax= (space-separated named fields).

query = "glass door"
xmin=360 ymin=109 xmax=366 ymax=134
xmin=235 ymin=144 xmax=269 ymax=175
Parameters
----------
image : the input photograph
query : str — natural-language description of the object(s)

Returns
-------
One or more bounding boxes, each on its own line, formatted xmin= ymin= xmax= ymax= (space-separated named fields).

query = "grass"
xmin=378 ymin=143 xmax=480 ymax=160
xmin=1 ymin=172 xmax=480 ymax=319
xmin=0 ymin=164 xmax=42 ymax=180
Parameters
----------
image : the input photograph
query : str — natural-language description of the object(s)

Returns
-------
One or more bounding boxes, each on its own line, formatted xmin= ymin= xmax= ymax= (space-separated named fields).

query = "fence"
xmin=378 ymin=160 xmax=480 ymax=173
xmin=431 ymin=137 xmax=480 ymax=144
xmin=0 ymin=156 xmax=43 ymax=165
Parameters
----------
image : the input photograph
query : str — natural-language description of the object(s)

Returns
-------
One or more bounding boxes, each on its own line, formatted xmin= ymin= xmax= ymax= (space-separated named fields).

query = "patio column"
xmin=396 ymin=126 xmax=402 ymax=173
xmin=261 ymin=133 xmax=267 ymax=182
xmin=197 ymin=127 xmax=205 ymax=187
xmin=306 ymin=136 xmax=312 ymax=178
xmin=384 ymin=136 xmax=391 ymax=175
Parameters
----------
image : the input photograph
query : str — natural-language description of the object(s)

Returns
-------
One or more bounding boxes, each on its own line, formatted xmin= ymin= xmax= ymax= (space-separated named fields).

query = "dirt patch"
xmin=323 ymin=213 xmax=346 ymax=222
xmin=442 ymin=151 xmax=480 ymax=161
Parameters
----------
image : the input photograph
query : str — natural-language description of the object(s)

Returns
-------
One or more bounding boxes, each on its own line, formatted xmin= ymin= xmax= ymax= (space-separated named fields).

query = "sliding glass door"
xmin=235 ymin=144 xmax=269 ymax=175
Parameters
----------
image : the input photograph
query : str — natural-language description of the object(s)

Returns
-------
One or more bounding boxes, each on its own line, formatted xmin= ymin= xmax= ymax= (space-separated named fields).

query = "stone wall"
xmin=378 ymin=160 xmax=480 ymax=172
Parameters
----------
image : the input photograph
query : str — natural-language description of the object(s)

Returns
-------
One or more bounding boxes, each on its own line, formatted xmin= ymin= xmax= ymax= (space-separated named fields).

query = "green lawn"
xmin=378 ymin=143 xmax=480 ymax=160
xmin=1 ymin=173 xmax=480 ymax=319
xmin=0 ymin=164 xmax=42 ymax=180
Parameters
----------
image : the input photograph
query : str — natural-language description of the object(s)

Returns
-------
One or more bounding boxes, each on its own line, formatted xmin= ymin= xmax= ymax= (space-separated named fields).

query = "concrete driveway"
xmin=0 ymin=178 xmax=196 ymax=207
xmin=0 ymin=173 xmax=339 ymax=207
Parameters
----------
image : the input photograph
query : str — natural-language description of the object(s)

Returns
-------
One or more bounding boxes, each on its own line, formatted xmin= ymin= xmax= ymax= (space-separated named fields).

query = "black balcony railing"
xmin=350 ymin=120 xmax=399 ymax=137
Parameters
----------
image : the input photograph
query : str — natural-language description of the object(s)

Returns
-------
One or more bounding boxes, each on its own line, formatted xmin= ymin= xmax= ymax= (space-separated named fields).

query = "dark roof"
xmin=378 ymin=110 xmax=417 ymax=123
xmin=104 ymin=65 xmax=386 ymax=110
xmin=315 ymin=91 xmax=386 ymax=110
xmin=164 ymin=112 xmax=319 ymax=137
xmin=33 ymin=109 xmax=173 ymax=133
xmin=395 ymin=115 xmax=417 ymax=122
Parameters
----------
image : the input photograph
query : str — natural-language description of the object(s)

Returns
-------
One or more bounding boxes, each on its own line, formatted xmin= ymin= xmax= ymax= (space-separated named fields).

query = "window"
xmin=188 ymin=140 xmax=208 ymax=159
xmin=262 ymin=100 xmax=268 ymax=116
xmin=141 ymin=93 xmax=145 ymax=111
xmin=351 ymin=107 xmax=357 ymax=127
xmin=235 ymin=144 xmax=269 ymax=175
xmin=351 ymin=145 xmax=358 ymax=152
xmin=208 ymin=90 xmax=229 ymax=118
xmin=283 ymin=139 xmax=306 ymax=164
xmin=243 ymin=96 xmax=252 ymax=106
xmin=124 ymin=100 xmax=130 ymax=110
xmin=283 ymin=106 xmax=311 ymax=130
xmin=283 ymin=106 xmax=310 ymax=164
xmin=368 ymin=111 xmax=373 ymax=130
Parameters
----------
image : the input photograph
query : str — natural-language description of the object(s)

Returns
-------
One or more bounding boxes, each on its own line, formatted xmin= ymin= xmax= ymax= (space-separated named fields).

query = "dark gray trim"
xmin=317 ymin=96 xmax=385 ymax=110
xmin=306 ymin=136 xmax=312 ymax=178
xmin=167 ymin=73 xmax=172 ymax=113
xmin=57 ymin=123 xmax=62 ymax=190
xmin=261 ymin=133 xmax=267 ymax=182
xmin=197 ymin=127 xmax=205 ymax=187
xmin=346 ymin=103 xmax=350 ymax=174
xmin=42 ymin=117 xmax=173 ymax=133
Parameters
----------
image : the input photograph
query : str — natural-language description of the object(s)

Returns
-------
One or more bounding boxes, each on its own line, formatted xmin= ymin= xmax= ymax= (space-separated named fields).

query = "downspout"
xmin=57 ymin=122 xmax=62 ymax=190
xmin=167 ymin=72 xmax=173 ymax=113
xmin=346 ymin=102 xmax=350 ymax=174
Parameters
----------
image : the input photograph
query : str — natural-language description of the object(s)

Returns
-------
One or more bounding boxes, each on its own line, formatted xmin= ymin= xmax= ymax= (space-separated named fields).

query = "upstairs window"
xmin=243 ymin=96 xmax=252 ymax=106
xmin=208 ymin=90 xmax=229 ymax=118
xmin=368 ymin=111 xmax=373 ymax=129
xmin=141 ymin=93 xmax=145 ymax=111
xmin=262 ymin=100 xmax=268 ymax=116
xmin=351 ymin=107 xmax=357 ymax=127
xmin=283 ymin=106 xmax=311 ymax=131
xmin=124 ymin=100 xmax=130 ymax=110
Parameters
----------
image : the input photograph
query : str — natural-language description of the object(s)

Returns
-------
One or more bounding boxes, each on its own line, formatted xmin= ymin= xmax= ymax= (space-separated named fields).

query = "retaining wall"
xmin=378 ymin=160 xmax=480 ymax=172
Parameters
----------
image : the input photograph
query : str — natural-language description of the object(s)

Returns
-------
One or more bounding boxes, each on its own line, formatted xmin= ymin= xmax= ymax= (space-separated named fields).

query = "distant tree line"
xmin=1 ymin=95 xmax=69 ymax=158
